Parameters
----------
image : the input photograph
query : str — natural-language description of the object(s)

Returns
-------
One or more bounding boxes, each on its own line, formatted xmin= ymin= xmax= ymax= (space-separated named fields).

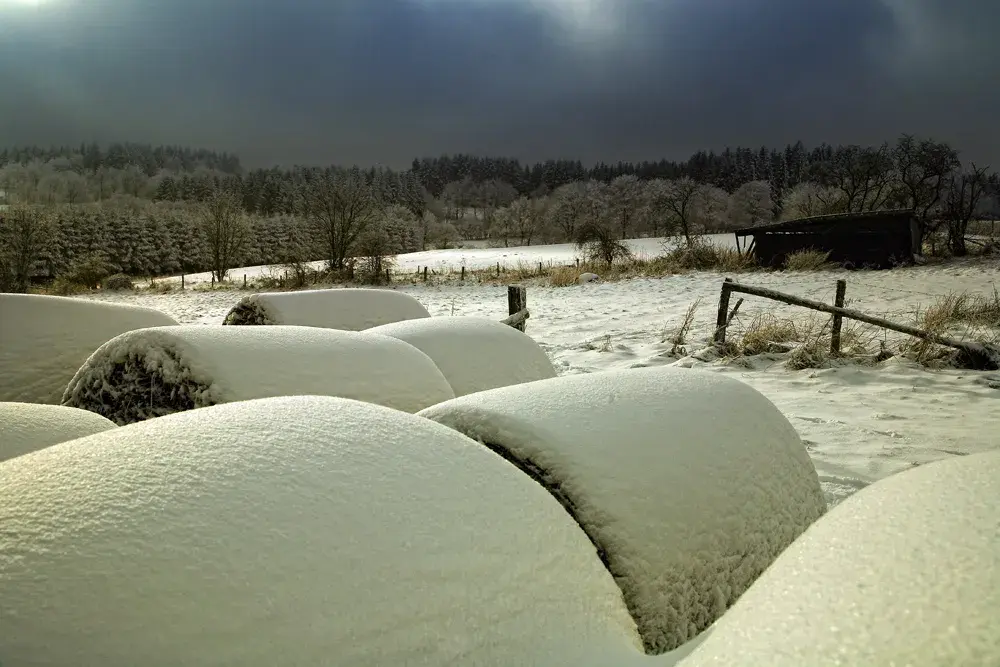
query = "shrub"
xmin=103 ymin=273 xmax=135 ymax=291
xmin=49 ymin=276 xmax=88 ymax=295
xmin=784 ymin=248 xmax=833 ymax=271
xmin=63 ymin=255 xmax=114 ymax=289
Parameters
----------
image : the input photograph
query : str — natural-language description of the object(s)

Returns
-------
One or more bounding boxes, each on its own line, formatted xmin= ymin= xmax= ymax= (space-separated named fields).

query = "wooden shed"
xmin=735 ymin=209 xmax=920 ymax=270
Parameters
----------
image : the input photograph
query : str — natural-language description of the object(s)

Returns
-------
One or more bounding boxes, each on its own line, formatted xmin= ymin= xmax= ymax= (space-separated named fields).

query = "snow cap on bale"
xmin=223 ymin=287 xmax=430 ymax=329
xmin=0 ymin=294 xmax=177 ymax=404
xmin=0 ymin=402 xmax=116 ymax=463
xmin=61 ymin=325 xmax=455 ymax=424
xmin=366 ymin=316 xmax=556 ymax=397
xmin=0 ymin=396 xmax=643 ymax=667
xmin=681 ymin=450 xmax=1000 ymax=667
xmin=419 ymin=366 xmax=827 ymax=655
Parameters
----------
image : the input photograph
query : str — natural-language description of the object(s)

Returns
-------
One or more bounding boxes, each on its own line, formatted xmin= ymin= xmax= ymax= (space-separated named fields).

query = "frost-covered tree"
xmin=727 ymin=180 xmax=774 ymax=229
xmin=608 ymin=174 xmax=642 ymax=239
xmin=299 ymin=167 xmax=381 ymax=271
xmin=780 ymin=182 xmax=845 ymax=220
xmin=660 ymin=178 xmax=730 ymax=245
xmin=0 ymin=206 xmax=50 ymax=292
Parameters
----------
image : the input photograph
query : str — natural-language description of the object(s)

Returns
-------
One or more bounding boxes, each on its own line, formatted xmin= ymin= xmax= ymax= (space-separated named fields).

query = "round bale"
xmin=418 ymin=366 xmax=827 ymax=655
xmin=0 ymin=402 xmax=117 ymax=463
xmin=61 ymin=325 xmax=455 ymax=424
xmin=366 ymin=316 xmax=557 ymax=397
xmin=681 ymin=450 xmax=1000 ymax=667
xmin=223 ymin=287 xmax=430 ymax=330
xmin=0 ymin=396 xmax=643 ymax=666
xmin=0 ymin=294 xmax=177 ymax=404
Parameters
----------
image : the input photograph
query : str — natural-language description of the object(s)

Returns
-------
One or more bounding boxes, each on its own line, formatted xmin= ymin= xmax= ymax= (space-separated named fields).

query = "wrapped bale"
xmin=682 ymin=450 xmax=1000 ymax=667
xmin=223 ymin=288 xmax=430 ymax=330
xmin=366 ymin=316 xmax=557 ymax=397
xmin=62 ymin=325 xmax=455 ymax=424
xmin=419 ymin=366 xmax=826 ymax=655
xmin=0 ymin=402 xmax=117 ymax=463
xmin=0 ymin=294 xmax=177 ymax=404
xmin=0 ymin=396 xmax=644 ymax=667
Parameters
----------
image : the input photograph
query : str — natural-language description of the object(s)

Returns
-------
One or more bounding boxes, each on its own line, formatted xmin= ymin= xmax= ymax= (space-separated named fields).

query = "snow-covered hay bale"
xmin=62 ymin=325 xmax=455 ymax=424
xmin=683 ymin=451 xmax=1000 ymax=667
xmin=0 ymin=294 xmax=177 ymax=404
xmin=0 ymin=396 xmax=644 ymax=666
xmin=578 ymin=272 xmax=600 ymax=284
xmin=419 ymin=366 xmax=826 ymax=655
xmin=366 ymin=316 xmax=557 ymax=397
xmin=0 ymin=402 xmax=116 ymax=463
xmin=223 ymin=287 xmax=431 ymax=330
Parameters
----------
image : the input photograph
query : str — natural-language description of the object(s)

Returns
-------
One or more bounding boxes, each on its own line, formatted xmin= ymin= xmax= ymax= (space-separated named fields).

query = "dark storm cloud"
xmin=0 ymin=0 xmax=996 ymax=168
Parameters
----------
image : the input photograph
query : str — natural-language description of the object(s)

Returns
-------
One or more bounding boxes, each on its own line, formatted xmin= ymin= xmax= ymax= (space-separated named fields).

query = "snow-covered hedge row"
xmin=62 ymin=325 xmax=455 ymax=424
xmin=682 ymin=450 xmax=1000 ymax=667
xmin=0 ymin=402 xmax=117 ymax=463
xmin=223 ymin=288 xmax=431 ymax=330
xmin=0 ymin=294 xmax=177 ymax=404
xmin=366 ymin=316 xmax=557 ymax=396
xmin=419 ymin=366 xmax=827 ymax=655
xmin=0 ymin=396 xmax=644 ymax=666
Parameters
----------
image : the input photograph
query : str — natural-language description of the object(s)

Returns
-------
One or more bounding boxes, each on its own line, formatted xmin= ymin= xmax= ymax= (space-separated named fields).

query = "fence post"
xmin=423 ymin=266 xmax=428 ymax=282
xmin=243 ymin=274 xmax=247 ymax=288
xmin=830 ymin=279 xmax=848 ymax=355
xmin=538 ymin=261 xmax=543 ymax=275
xmin=460 ymin=266 xmax=466 ymax=281
xmin=714 ymin=278 xmax=734 ymax=344
xmin=508 ymin=285 xmax=527 ymax=332
xmin=385 ymin=268 xmax=391 ymax=283
xmin=496 ymin=262 xmax=500 ymax=277
xmin=211 ymin=274 xmax=215 ymax=288
xmin=181 ymin=274 xmax=185 ymax=290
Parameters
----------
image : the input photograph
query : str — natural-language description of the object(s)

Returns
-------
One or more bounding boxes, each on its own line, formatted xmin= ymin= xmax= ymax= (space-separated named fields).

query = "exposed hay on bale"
xmin=222 ymin=288 xmax=431 ymax=330
xmin=366 ymin=316 xmax=556 ymax=397
xmin=62 ymin=325 xmax=455 ymax=424
xmin=684 ymin=451 xmax=1000 ymax=667
xmin=0 ymin=294 xmax=177 ymax=404
xmin=420 ymin=366 xmax=826 ymax=655
xmin=0 ymin=402 xmax=117 ymax=463
xmin=0 ymin=396 xmax=643 ymax=666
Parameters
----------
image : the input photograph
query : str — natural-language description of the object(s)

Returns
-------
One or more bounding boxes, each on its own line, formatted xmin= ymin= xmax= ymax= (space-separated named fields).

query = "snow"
xmin=419 ymin=366 xmax=826 ymax=654
xmin=366 ymin=316 xmax=557 ymax=396
xmin=0 ymin=395 xmax=646 ymax=667
xmin=682 ymin=450 xmax=1000 ymax=667
xmin=82 ymin=250 xmax=1000 ymax=508
xmin=223 ymin=287 xmax=431 ymax=329
xmin=0 ymin=402 xmax=117 ymax=463
xmin=0 ymin=293 xmax=177 ymax=404
xmin=157 ymin=236 xmax=691 ymax=287
xmin=62 ymin=325 xmax=455 ymax=423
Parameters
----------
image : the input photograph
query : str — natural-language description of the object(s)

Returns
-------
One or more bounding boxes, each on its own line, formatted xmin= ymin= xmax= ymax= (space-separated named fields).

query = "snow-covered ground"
xmin=157 ymin=235 xmax=717 ymax=286
xmin=84 ymin=249 xmax=1000 ymax=508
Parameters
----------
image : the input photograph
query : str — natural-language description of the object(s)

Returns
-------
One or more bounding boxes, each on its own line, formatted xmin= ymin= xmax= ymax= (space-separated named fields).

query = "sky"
xmin=0 ymin=0 xmax=996 ymax=169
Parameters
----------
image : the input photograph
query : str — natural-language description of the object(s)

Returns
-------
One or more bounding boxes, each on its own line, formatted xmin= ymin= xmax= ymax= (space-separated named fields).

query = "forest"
xmin=0 ymin=136 xmax=997 ymax=293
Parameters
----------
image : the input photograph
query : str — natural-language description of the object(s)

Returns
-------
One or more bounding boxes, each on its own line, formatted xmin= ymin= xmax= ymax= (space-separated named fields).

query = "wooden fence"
xmin=713 ymin=277 xmax=998 ymax=370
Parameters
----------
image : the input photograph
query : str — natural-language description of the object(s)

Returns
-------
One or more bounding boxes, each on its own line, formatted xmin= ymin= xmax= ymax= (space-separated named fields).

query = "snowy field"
xmin=85 ymin=249 xmax=1000 ymax=508
xmin=156 ymin=235 xmax=711 ymax=286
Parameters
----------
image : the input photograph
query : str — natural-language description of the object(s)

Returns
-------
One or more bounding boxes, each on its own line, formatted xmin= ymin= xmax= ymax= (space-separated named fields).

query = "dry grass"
xmin=906 ymin=291 xmax=1000 ymax=364
xmin=784 ymin=248 xmax=834 ymax=271
xmin=663 ymin=298 xmax=702 ymax=354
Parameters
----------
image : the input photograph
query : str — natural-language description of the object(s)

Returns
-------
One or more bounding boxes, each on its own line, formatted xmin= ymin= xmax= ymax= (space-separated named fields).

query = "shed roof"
xmin=734 ymin=208 xmax=915 ymax=237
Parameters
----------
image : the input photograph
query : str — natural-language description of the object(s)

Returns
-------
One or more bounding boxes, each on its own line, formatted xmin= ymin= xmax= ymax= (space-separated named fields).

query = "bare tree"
xmin=300 ymin=167 xmax=381 ymax=271
xmin=0 ymin=206 xmax=51 ymax=293
xmin=201 ymin=190 xmax=250 ymax=282
xmin=545 ymin=181 xmax=588 ymax=241
xmin=809 ymin=144 xmax=895 ymax=212
xmin=892 ymin=134 xmax=960 ymax=242
xmin=941 ymin=164 xmax=991 ymax=256
xmin=661 ymin=178 xmax=729 ymax=245
xmin=727 ymin=180 xmax=774 ymax=229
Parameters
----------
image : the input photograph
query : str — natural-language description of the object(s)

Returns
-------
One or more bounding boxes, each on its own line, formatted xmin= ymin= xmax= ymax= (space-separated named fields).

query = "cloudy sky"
xmin=0 ymin=0 xmax=995 ymax=169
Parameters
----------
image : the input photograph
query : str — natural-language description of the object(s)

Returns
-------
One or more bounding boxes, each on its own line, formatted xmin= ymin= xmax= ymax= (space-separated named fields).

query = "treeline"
xmin=1 ymin=134 xmax=999 ymax=293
